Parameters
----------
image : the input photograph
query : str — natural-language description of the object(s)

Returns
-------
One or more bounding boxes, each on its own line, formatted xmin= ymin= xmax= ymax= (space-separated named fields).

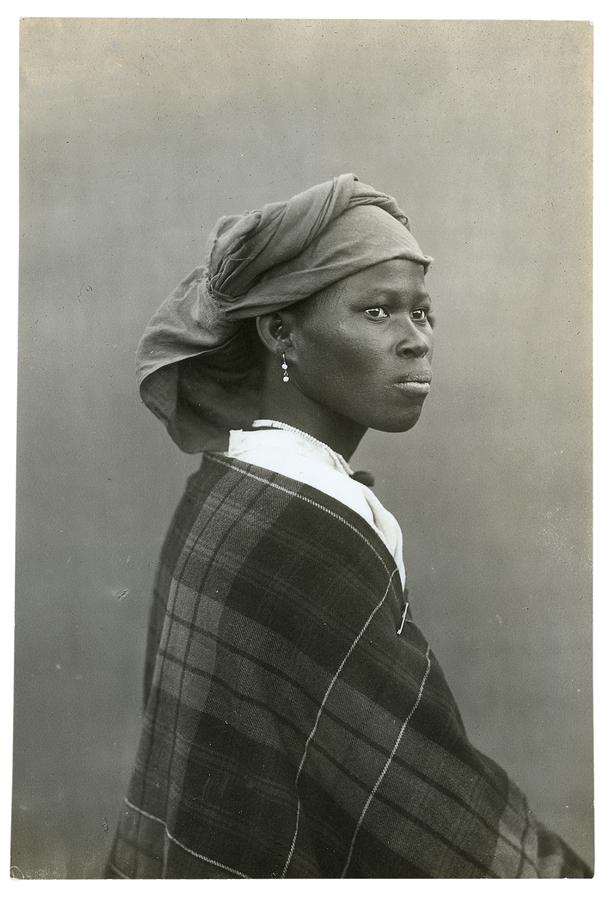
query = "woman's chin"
xmin=369 ymin=406 xmax=424 ymax=434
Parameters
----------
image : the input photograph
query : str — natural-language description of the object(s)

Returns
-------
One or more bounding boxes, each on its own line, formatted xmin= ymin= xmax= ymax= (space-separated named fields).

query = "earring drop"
xmin=281 ymin=352 xmax=289 ymax=383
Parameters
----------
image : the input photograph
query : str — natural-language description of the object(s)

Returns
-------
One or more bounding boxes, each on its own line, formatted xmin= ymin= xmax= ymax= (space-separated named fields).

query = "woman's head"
xmin=255 ymin=258 xmax=434 ymax=438
xmin=136 ymin=174 xmax=433 ymax=451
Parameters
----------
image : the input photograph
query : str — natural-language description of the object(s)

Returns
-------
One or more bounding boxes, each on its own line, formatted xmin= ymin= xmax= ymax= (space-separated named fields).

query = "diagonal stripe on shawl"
xmin=106 ymin=455 xmax=592 ymax=879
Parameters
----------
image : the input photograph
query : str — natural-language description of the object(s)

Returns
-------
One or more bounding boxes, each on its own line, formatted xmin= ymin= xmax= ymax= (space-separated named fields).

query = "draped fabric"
xmin=135 ymin=174 xmax=432 ymax=452
xmin=106 ymin=455 xmax=591 ymax=879
xmin=225 ymin=424 xmax=406 ymax=586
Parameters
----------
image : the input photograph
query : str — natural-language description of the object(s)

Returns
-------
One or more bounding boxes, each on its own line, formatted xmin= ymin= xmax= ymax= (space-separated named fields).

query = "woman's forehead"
xmin=336 ymin=257 xmax=428 ymax=298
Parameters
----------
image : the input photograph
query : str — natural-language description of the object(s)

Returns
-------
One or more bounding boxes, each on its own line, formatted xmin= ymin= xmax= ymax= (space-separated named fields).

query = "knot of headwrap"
xmin=137 ymin=173 xmax=433 ymax=452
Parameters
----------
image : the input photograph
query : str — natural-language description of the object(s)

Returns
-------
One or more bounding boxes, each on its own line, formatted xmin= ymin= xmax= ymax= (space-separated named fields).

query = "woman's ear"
xmin=255 ymin=312 xmax=292 ymax=355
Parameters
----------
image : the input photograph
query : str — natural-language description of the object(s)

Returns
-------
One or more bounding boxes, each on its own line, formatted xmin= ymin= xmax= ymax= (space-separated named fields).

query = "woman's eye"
xmin=364 ymin=307 xmax=389 ymax=321
xmin=411 ymin=308 xmax=431 ymax=323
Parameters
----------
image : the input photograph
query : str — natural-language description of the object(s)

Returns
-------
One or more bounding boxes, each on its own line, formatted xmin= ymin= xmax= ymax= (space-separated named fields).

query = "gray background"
xmin=15 ymin=19 xmax=592 ymax=878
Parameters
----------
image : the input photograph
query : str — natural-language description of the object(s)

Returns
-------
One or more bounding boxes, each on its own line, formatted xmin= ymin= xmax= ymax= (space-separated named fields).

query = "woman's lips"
xmin=394 ymin=381 xmax=431 ymax=394
xmin=393 ymin=374 xmax=432 ymax=394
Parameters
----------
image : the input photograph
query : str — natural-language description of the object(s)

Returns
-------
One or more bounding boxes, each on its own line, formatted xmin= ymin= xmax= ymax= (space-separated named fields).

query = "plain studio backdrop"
xmin=14 ymin=19 xmax=592 ymax=878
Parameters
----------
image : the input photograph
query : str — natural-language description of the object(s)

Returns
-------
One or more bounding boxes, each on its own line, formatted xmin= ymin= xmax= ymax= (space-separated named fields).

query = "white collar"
xmin=230 ymin=419 xmax=355 ymax=478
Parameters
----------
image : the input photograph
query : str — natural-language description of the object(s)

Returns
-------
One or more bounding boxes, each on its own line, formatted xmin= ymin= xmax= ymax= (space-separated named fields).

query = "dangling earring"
xmin=281 ymin=352 xmax=289 ymax=383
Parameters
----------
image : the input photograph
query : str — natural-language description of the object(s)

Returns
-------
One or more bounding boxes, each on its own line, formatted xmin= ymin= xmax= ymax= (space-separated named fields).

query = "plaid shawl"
xmin=106 ymin=454 xmax=591 ymax=878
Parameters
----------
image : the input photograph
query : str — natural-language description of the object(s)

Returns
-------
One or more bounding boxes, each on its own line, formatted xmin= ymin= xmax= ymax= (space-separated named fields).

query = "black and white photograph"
xmin=11 ymin=10 xmax=597 ymax=881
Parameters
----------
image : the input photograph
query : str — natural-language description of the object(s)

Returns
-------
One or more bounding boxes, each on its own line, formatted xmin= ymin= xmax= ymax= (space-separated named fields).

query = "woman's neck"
xmin=257 ymin=386 xmax=366 ymax=461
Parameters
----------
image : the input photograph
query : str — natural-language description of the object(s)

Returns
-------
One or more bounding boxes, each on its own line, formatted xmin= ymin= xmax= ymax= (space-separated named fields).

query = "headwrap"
xmin=137 ymin=173 xmax=433 ymax=452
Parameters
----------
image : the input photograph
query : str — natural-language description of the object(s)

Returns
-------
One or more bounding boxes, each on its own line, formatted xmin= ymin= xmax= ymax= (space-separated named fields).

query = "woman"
xmin=106 ymin=174 xmax=590 ymax=878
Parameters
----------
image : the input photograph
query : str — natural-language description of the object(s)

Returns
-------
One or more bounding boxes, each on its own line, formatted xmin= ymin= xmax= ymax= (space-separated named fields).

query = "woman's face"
xmin=285 ymin=258 xmax=434 ymax=434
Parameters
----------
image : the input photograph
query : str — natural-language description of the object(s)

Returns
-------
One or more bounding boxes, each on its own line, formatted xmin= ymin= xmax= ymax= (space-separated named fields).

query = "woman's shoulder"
xmin=160 ymin=450 xmax=406 ymax=653
xmin=197 ymin=451 xmax=394 ymax=563
xmin=171 ymin=451 xmax=403 ymax=612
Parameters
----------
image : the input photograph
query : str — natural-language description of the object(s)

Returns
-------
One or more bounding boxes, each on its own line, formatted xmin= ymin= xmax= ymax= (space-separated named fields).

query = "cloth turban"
xmin=137 ymin=173 xmax=433 ymax=452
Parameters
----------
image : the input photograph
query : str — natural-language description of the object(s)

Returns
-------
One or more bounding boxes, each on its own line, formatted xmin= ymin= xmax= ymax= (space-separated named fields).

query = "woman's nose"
xmin=395 ymin=320 xmax=432 ymax=358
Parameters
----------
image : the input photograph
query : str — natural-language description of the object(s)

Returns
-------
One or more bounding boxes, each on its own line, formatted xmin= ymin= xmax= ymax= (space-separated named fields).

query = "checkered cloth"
xmin=106 ymin=454 xmax=591 ymax=878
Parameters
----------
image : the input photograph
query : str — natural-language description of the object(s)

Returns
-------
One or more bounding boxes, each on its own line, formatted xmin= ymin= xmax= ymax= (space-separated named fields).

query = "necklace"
xmin=250 ymin=419 xmax=375 ymax=487
xmin=251 ymin=418 xmax=352 ymax=473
